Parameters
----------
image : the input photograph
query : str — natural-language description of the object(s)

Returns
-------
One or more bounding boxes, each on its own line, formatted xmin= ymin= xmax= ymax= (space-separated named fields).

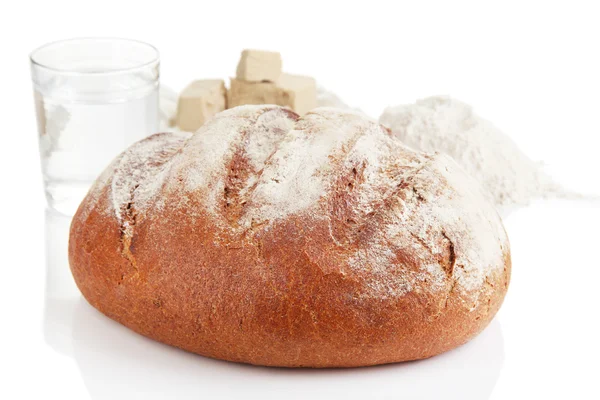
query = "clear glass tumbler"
xmin=30 ymin=38 xmax=159 ymax=215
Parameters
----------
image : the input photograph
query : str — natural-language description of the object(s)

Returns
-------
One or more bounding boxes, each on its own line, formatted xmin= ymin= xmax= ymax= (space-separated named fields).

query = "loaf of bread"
xmin=69 ymin=105 xmax=510 ymax=368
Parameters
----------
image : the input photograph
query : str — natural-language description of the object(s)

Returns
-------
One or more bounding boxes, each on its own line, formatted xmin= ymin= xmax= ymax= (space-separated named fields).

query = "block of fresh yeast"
xmin=235 ymin=49 xmax=282 ymax=82
xmin=228 ymin=73 xmax=317 ymax=115
xmin=176 ymin=80 xmax=226 ymax=132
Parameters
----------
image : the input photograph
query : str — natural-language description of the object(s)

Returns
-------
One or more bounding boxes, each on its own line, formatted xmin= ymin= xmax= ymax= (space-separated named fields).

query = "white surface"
xmin=2 ymin=1 xmax=599 ymax=399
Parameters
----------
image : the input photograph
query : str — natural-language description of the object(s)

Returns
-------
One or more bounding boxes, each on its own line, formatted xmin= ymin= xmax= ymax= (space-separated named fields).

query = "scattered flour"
xmin=379 ymin=96 xmax=562 ymax=214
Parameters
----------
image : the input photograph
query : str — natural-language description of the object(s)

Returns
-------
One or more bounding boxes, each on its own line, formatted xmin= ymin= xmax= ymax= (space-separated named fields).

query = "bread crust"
xmin=69 ymin=105 xmax=510 ymax=368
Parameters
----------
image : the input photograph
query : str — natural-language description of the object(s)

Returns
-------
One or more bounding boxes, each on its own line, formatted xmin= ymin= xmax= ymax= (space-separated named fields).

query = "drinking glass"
xmin=30 ymin=38 xmax=160 ymax=215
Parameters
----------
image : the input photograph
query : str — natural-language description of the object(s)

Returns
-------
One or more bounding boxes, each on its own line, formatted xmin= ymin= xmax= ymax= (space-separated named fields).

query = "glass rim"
xmin=30 ymin=37 xmax=160 ymax=76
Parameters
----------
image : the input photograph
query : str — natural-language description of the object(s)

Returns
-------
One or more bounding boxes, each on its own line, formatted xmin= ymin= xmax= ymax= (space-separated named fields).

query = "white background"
xmin=1 ymin=1 xmax=599 ymax=399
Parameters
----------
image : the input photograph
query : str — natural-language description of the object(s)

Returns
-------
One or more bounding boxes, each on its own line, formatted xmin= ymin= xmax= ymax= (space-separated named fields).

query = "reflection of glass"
xmin=31 ymin=38 xmax=159 ymax=215
xmin=43 ymin=209 xmax=79 ymax=356
xmin=43 ymin=211 xmax=504 ymax=400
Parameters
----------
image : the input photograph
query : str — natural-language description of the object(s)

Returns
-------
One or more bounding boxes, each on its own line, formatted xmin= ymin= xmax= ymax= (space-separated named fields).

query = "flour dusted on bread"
xmin=245 ymin=108 xmax=377 ymax=224
xmin=108 ymin=132 xmax=190 ymax=222
xmin=97 ymin=105 xmax=507 ymax=301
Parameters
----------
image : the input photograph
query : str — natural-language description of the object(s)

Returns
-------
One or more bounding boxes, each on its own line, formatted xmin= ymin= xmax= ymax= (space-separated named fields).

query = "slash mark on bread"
xmin=119 ymin=185 xmax=139 ymax=282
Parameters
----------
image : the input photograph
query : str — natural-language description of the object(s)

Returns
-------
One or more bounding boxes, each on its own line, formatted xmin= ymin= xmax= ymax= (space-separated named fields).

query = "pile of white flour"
xmin=379 ymin=96 xmax=561 ymax=213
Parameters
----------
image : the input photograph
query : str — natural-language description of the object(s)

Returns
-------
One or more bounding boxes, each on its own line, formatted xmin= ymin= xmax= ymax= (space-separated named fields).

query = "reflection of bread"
xmin=69 ymin=105 xmax=510 ymax=368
